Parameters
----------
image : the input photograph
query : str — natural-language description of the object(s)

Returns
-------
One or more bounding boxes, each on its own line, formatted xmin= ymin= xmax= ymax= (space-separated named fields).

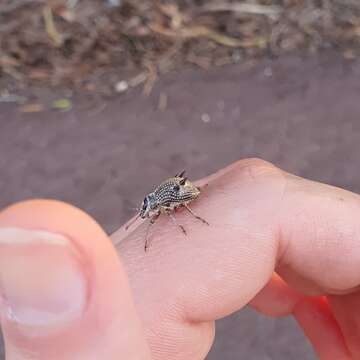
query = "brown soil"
xmin=1 ymin=0 xmax=360 ymax=99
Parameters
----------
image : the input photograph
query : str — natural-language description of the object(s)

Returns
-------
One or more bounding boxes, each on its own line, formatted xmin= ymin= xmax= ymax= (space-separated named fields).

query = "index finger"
xmin=112 ymin=159 xmax=360 ymax=355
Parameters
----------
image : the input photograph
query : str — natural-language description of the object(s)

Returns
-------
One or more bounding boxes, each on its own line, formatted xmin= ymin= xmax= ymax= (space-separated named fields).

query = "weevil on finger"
xmin=125 ymin=170 xmax=209 ymax=251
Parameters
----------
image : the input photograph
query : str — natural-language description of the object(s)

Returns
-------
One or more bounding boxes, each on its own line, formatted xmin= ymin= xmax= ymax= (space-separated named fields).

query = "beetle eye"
xmin=173 ymin=184 xmax=180 ymax=192
xmin=142 ymin=197 xmax=148 ymax=210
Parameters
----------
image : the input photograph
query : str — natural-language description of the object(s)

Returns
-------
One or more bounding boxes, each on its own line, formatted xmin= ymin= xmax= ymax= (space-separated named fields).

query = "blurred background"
xmin=2 ymin=1 xmax=360 ymax=359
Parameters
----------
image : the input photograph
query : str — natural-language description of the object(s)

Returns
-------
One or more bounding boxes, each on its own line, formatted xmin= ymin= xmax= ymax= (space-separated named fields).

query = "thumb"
xmin=0 ymin=200 xmax=151 ymax=360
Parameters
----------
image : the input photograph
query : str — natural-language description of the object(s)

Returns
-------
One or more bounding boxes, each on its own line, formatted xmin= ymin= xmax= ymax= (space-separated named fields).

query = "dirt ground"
xmin=2 ymin=0 xmax=360 ymax=100
xmin=2 ymin=52 xmax=360 ymax=358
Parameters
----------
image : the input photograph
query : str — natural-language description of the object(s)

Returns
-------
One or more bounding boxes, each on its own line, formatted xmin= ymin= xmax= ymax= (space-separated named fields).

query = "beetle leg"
xmin=196 ymin=183 xmax=209 ymax=192
xmin=166 ymin=211 xmax=187 ymax=235
xmin=125 ymin=213 xmax=141 ymax=231
xmin=144 ymin=212 xmax=160 ymax=252
xmin=184 ymin=204 xmax=209 ymax=225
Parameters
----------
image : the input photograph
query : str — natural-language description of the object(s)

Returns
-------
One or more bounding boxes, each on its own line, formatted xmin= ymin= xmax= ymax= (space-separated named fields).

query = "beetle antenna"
xmin=125 ymin=213 xmax=141 ymax=231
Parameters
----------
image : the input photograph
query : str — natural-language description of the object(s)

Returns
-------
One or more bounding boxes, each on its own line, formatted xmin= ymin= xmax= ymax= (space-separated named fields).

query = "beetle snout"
xmin=140 ymin=196 xmax=149 ymax=218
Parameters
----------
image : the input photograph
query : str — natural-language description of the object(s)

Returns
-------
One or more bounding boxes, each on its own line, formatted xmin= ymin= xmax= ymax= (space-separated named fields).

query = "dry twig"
xmin=201 ymin=2 xmax=282 ymax=20
xmin=43 ymin=5 xmax=63 ymax=47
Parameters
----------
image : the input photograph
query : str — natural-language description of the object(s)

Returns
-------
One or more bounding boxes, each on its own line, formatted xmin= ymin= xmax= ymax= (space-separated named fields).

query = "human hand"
xmin=113 ymin=159 xmax=360 ymax=360
xmin=0 ymin=158 xmax=358 ymax=359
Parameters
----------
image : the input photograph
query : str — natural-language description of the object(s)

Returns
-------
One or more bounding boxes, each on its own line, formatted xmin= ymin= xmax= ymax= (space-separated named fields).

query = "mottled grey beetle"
xmin=125 ymin=170 xmax=209 ymax=251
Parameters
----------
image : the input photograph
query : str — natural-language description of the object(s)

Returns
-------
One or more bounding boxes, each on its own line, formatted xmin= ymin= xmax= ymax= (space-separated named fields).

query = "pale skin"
xmin=0 ymin=159 xmax=360 ymax=359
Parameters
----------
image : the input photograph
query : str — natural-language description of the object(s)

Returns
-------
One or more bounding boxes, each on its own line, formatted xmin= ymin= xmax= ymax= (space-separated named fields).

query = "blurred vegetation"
xmin=1 ymin=0 xmax=360 ymax=95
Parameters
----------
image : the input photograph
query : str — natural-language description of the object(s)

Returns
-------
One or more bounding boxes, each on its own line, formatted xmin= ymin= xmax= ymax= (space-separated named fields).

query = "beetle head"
xmin=140 ymin=193 xmax=157 ymax=218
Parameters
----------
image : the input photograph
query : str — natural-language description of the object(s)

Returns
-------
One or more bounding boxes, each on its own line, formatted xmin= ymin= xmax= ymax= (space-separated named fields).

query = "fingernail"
xmin=0 ymin=227 xmax=87 ymax=331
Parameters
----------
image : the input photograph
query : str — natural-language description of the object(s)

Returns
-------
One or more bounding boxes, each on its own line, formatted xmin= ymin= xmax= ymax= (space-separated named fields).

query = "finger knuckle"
xmin=234 ymin=157 xmax=283 ymax=182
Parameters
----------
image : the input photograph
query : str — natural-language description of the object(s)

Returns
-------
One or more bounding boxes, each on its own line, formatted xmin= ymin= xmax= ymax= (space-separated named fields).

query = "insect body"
xmin=126 ymin=170 xmax=209 ymax=251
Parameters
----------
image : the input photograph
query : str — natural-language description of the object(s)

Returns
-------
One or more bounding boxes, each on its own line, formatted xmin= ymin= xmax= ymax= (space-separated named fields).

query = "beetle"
xmin=125 ymin=170 xmax=209 ymax=251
